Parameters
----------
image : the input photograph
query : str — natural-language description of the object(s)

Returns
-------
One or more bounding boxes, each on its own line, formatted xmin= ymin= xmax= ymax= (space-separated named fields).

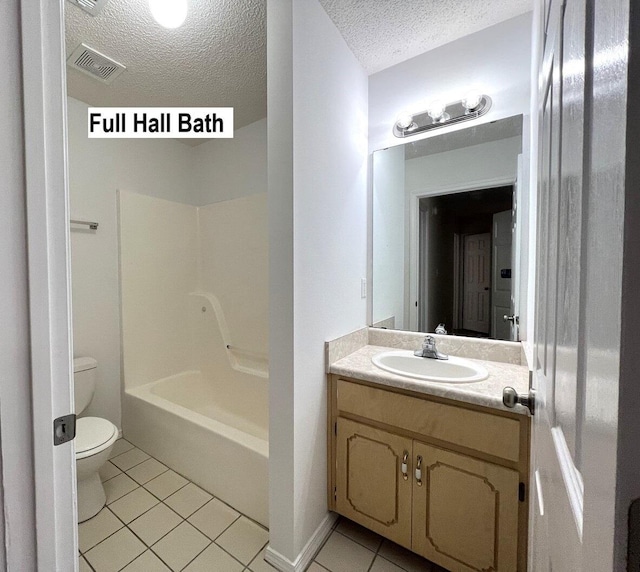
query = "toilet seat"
xmin=75 ymin=417 xmax=118 ymax=460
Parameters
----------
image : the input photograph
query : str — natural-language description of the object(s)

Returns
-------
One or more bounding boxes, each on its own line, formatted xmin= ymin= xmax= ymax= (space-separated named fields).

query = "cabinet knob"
xmin=401 ymin=451 xmax=409 ymax=481
xmin=415 ymin=455 xmax=423 ymax=486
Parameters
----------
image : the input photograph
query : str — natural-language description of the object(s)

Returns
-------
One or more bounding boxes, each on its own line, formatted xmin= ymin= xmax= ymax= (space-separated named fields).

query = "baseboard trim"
xmin=265 ymin=512 xmax=338 ymax=572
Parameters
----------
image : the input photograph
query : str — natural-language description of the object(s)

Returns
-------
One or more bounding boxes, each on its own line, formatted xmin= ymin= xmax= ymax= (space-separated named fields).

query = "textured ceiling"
xmin=65 ymin=0 xmax=531 ymax=135
xmin=64 ymin=0 xmax=266 ymax=130
xmin=318 ymin=0 xmax=532 ymax=74
xmin=404 ymin=114 xmax=523 ymax=160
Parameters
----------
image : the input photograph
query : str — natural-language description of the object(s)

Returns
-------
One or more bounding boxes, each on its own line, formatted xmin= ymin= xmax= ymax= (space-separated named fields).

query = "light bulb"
xmin=149 ymin=0 xmax=188 ymax=29
xmin=427 ymin=100 xmax=446 ymax=121
xmin=396 ymin=111 xmax=414 ymax=130
xmin=462 ymin=91 xmax=483 ymax=111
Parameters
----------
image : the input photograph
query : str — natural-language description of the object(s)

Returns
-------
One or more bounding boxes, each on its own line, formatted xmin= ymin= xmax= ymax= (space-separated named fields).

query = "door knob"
xmin=503 ymin=387 xmax=535 ymax=415
xmin=503 ymin=314 xmax=519 ymax=324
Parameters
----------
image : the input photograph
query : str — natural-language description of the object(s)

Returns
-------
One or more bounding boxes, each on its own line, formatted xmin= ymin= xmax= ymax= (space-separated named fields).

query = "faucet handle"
xmin=423 ymin=335 xmax=436 ymax=347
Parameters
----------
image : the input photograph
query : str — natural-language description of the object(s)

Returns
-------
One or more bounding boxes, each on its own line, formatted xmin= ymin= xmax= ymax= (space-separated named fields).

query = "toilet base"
xmin=77 ymin=471 xmax=106 ymax=523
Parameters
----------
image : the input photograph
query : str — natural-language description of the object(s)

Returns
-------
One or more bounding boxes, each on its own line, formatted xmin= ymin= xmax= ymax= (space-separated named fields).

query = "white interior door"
xmin=491 ymin=210 xmax=513 ymax=340
xmin=512 ymin=158 xmax=523 ymax=340
xmin=462 ymin=233 xmax=490 ymax=333
xmin=19 ymin=0 xmax=79 ymax=569
xmin=531 ymin=3 xmax=584 ymax=569
xmin=529 ymin=0 xmax=623 ymax=569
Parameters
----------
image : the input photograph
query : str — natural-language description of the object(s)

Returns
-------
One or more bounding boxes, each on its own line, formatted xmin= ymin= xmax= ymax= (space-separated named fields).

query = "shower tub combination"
xmin=119 ymin=191 xmax=270 ymax=526
xmin=123 ymin=292 xmax=269 ymax=527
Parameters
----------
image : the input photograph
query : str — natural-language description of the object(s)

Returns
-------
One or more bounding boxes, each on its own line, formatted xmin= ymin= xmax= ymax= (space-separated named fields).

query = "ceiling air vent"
xmin=67 ymin=0 xmax=110 ymax=16
xmin=67 ymin=43 xmax=126 ymax=85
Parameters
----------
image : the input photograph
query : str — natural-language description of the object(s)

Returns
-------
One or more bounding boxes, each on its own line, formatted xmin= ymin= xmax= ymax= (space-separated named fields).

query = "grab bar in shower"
xmin=226 ymin=345 xmax=268 ymax=360
xmin=71 ymin=219 xmax=99 ymax=230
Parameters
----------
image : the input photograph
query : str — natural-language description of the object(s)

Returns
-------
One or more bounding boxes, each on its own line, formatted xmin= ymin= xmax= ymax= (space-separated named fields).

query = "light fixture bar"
xmin=393 ymin=95 xmax=492 ymax=138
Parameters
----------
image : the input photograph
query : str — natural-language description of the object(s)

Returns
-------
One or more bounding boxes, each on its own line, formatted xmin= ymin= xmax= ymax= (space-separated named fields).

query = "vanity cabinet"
xmin=328 ymin=376 xmax=530 ymax=572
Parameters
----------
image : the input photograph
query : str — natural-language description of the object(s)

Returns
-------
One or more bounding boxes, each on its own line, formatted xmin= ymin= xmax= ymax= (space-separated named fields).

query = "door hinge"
xmin=519 ymin=482 xmax=526 ymax=502
xmin=53 ymin=414 xmax=76 ymax=446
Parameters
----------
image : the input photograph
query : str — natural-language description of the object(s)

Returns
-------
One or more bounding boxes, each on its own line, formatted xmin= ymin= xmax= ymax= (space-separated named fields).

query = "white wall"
xmin=372 ymin=145 xmax=405 ymax=328
xmin=193 ymin=119 xmax=267 ymax=205
xmin=267 ymin=0 xmax=368 ymax=563
xmin=67 ymin=97 xmax=268 ymax=428
xmin=368 ymin=13 xmax=533 ymax=153
xmin=266 ymin=0 xmax=296 ymax=558
xmin=404 ymin=137 xmax=522 ymax=194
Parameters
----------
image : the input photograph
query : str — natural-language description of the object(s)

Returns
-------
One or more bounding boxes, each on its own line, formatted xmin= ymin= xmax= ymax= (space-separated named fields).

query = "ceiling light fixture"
xmin=149 ymin=0 xmax=188 ymax=29
xmin=393 ymin=94 xmax=492 ymax=138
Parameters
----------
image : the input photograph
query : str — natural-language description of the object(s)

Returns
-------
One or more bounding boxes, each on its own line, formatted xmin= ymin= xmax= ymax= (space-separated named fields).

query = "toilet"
xmin=74 ymin=357 xmax=119 ymax=522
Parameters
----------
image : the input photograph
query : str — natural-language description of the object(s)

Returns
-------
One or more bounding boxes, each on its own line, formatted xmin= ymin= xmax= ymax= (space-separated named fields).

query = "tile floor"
xmin=79 ymin=438 xmax=445 ymax=572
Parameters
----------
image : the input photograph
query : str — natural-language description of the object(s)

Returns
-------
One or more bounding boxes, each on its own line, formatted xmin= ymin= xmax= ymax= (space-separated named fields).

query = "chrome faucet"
xmin=414 ymin=335 xmax=449 ymax=360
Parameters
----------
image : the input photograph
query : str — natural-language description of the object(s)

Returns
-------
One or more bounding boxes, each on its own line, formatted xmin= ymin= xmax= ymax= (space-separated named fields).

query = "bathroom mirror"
xmin=371 ymin=115 xmax=525 ymax=341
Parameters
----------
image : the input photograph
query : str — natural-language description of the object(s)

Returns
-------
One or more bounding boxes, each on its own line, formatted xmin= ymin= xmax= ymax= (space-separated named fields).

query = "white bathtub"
xmin=123 ymin=370 xmax=269 ymax=526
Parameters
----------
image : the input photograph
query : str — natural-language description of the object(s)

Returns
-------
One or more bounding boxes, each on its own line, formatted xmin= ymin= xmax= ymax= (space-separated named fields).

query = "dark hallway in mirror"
xmin=419 ymin=186 xmax=513 ymax=339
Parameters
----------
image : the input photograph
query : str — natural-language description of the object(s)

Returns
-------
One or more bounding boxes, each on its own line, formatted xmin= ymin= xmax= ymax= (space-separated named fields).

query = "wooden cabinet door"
xmin=412 ymin=442 xmax=519 ymax=571
xmin=335 ymin=418 xmax=412 ymax=548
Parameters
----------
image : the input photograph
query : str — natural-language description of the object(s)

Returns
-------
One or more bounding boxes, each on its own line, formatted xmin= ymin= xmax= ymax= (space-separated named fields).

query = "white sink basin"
xmin=371 ymin=350 xmax=489 ymax=383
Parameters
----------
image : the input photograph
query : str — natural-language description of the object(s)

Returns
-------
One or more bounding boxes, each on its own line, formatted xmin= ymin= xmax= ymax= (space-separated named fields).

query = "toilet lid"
xmin=75 ymin=417 xmax=117 ymax=455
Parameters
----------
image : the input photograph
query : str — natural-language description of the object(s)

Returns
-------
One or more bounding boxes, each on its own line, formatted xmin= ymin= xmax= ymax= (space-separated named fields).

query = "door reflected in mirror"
xmin=372 ymin=115 xmax=525 ymax=341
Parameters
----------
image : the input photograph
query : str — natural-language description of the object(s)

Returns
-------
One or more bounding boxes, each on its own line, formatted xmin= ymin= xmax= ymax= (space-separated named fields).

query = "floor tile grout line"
xmin=212 ymin=538 xmax=269 ymax=571
xmin=108 ymin=484 xmax=161 ymax=519
xmin=105 ymin=482 xmax=144 ymax=507
xmin=187 ymin=499 xmax=242 ymax=542
xmin=332 ymin=528 xmax=381 ymax=556
xmin=169 ymin=537 xmax=213 ymax=571
xmin=126 ymin=465 xmax=170 ymax=487
xmin=79 ymin=553 xmax=97 ymax=572
xmin=161 ymin=480 xmax=210 ymax=509
xmin=374 ymin=553 xmax=413 ymax=572
xmin=116 ymin=549 xmax=161 ymax=572
xmin=148 ymin=538 xmax=203 ymax=572
xmin=110 ymin=454 xmax=152 ymax=474
xmin=143 ymin=474 xmax=192 ymax=504
xmin=130 ymin=508 xmax=182 ymax=547
xmin=79 ymin=506 xmax=127 ymax=555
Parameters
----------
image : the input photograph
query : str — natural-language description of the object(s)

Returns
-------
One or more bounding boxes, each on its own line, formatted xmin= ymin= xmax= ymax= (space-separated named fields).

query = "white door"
xmin=527 ymin=0 xmax=626 ymax=569
xmin=511 ymin=158 xmax=523 ymax=340
xmin=491 ymin=210 xmax=513 ymax=340
xmin=530 ymin=2 xmax=584 ymax=569
xmin=18 ymin=0 xmax=79 ymax=569
xmin=462 ymin=233 xmax=490 ymax=333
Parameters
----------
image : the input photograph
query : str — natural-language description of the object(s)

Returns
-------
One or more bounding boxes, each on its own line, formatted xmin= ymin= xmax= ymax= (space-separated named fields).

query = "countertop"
xmin=329 ymin=344 xmax=531 ymax=416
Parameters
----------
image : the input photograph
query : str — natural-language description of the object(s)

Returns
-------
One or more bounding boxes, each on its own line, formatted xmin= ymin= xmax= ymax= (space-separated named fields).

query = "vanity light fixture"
xmin=395 ymin=111 xmax=416 ymax=130
xmin=149 ymin=0 xmax=188 ymax=29
xmin=393 ymin=94 xmax=492 ymax=138
xmin=427 ymin=100 xmax=450 ymax=123
xmin=462 ymin=91 xmax=483 ymax=111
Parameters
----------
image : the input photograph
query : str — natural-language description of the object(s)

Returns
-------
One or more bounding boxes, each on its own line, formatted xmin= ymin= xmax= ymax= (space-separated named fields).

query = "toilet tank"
xmin=73 ymin=357 xmax=97 ymax=415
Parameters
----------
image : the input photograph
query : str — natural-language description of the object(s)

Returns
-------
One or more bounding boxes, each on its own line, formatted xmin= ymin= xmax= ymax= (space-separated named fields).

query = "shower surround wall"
xmin=120 ymin=190 xmax=269 ymax=525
